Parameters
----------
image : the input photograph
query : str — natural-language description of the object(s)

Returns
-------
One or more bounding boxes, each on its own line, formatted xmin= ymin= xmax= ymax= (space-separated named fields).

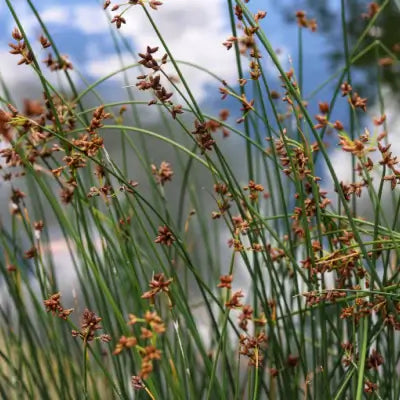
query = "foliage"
xmin=0 ymin=1 xmax=399 ymax=399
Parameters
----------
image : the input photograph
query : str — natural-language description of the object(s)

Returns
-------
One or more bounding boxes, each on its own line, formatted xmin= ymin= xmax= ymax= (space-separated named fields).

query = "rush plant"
xmin=0 ymin=0 xmax=399 ymax=399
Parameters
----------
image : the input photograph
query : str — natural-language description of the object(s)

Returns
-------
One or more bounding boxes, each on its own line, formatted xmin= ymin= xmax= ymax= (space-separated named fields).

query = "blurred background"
xmin=1 ymin=0 xmax=400 ymax=297
xmin=1 ymin=0 xmax=400 ymax=183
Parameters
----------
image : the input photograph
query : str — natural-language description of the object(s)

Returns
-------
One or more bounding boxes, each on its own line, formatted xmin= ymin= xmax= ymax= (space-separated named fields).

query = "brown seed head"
xmin=154 ymin=225 xmax=175 ymax=246
xmin=217 ymin=274 xmax=233 ymax=289
xmin=131 ymin=376 xmax=145 ymax=391
xmin=141 ymin=273 xmax=173 ymax=300
xmin=12 ymin=28 xmax=23 ymax=41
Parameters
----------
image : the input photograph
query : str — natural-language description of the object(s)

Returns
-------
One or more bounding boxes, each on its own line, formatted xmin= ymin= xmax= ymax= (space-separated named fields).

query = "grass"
xmin=0 ymin=0 xmax=400 ymax=399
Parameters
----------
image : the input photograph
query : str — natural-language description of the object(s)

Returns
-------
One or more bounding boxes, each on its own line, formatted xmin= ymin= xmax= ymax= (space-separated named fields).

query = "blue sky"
xmin=0 ymin=0 xmax=335 ymax=109
xmin=2 ymin=0 xmax=399 ymax=222
xmin=1 ymin=0 xmax=352 ymax=186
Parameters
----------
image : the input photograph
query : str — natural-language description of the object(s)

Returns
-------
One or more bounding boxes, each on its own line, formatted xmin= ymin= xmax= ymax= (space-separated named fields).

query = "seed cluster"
xmin=43 ymin=292 xmax=74 ymax=320
xmin=71 ymin=309 xmax=111 ymax=343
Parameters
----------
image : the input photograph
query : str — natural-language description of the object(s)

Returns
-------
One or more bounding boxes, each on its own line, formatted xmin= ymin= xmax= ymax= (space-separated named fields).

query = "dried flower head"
xmin=191 ymin=120 xmax=215 ymax=153
xmin=44 ymin=292 xmax=63 ymax=314
xmin=362 ymin=2 xmax=379 ymax=19
xmin=364 ymin=379 xmax=378 ymax=394
xmin=39 ymin=35 xmax=51 ymax=49
xmin=111 ymin=14 xmax=126 ymax=29
xmin=87 ymin=105 xmax=111 ymax=135
xmin=225 ymin=290 xmax=244 ymax=309
xmin=72 ymin=308 xmax=109 ymax=342
xmin=295 ymin=11 xmax=317 ymax=31
xmin=141 ymin=273 xmax=173 ymax=301
xmin=151 ymin=161 xmax=173 ymax=185
xmin=144 ymin=310 xmax=166 ymax=333
xmin=217 ymin=274 xmax=233 ymax=289
xmin=131 ymin=376 xmax=145 ymax=391
xmin=239 ymin=331 xmax=268 ymax=367
xmin=243 ymin=179 xmax=265 ymax=202
xmin=238 ymin=305 xmax=253 ymax=331
xmin=366 ymin=349 xmax=384 ymax=370
xmin=113 ymin=336 xmax=137 ymax=355
xmin=154 ymin=225 xmax=175 ymax=246
xmin=349 ymin=92 xmax=368 ymax=112
xmin=44 ymin=292 xmax=74 ymax=320
xmin=287 ymin=354 xmax=299 ymax=367
xmin=12 ymin=27 xmax=23 ymax=41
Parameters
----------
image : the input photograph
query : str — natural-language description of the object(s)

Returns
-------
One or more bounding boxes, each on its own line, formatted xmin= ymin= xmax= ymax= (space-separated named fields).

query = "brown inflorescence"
xmin=362 ymin=3 xmax=379 ymax=19
xmin=141 ymin=273 xmax=173 ymax=301
xmin=239 ymin=331 xmax=268 ymax=367
xmin=225 ymin=290 xmax=244 ymax=309
xmin=113 ymin=336 xmax=137 ymax=355
xmin=71 ymin=308 xmax=110 ymax=343
xmin=154 ymin=225 xmax=175 ymax=246
xmin=217 ymin=274 xmax=233 ymax=289
xmin=114 ymin=310 xmax=166 ymax=380
xmin=243 ymin=180 xmax=264 ymax=202
xmin=295 ymin=11 xmax=317 ymax=32
xmin=191 ymin=119 xmax=215 ymax=153
xmin=44 ymin=292 xmax=74 ymax=320
xmin=9 ymin=28 xmax=34 ymax=66
xmin=151 ymin=161 xmax=173 ymax=185
xmin=135 ymin=46 xmax=183 ymax=119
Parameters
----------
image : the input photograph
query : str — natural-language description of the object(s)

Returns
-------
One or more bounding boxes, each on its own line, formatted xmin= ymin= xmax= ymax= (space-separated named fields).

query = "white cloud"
xmin=6 ymin=1 xmax=243 ymax=103
xmin=0 ymin=50 xmax=38 ymax=98
xmin=39 ymin=6 xmax=67 ymax=25
xmin=0 ymin=47 xmax=81 ymax=101
xmin=71 ymin=5 xmax=109 ymax=35
xmin=81 ymin=0 xmax=243 ymax=102
xmin=85 ymin=53 xmax=135 ymax=78
xmin=264 ymin=45 xmax=291 ymax=76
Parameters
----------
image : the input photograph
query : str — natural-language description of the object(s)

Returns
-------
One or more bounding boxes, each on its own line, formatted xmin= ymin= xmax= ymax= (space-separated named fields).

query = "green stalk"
xmin=355 ymin=317 xmax=369 ymax=400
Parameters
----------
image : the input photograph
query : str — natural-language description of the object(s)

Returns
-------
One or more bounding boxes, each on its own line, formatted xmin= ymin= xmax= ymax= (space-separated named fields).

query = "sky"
xmin=1 ymin=0 xmax=398 ymax=203
xmin=0 ymin=0 xmax=332 ymax=105
xmin=1 ymin=0 xmax=242 ymax=103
